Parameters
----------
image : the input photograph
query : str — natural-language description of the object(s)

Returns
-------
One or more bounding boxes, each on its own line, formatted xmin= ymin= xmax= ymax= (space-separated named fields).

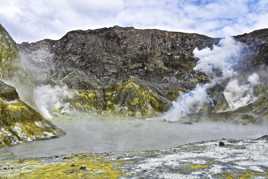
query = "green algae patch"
xmin=190 ymin=163 xmax=209 ymax=170
xmin=0 ymin=24 xmax=18 ymax=78
xmin=70 ymin=78 xmax=171 ymax=118
xmin=4 ymin=155 xmax=122 ymax=179
xmin=177 ymin=162 xmax=211 ymax=175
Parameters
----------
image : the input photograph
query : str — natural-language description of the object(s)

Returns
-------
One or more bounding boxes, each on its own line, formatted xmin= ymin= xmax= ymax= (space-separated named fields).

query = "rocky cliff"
xmin=19 ymin=26 xmax=216 ymax=117
xmin=0 ymin=25 xmax=18 ymax=78
xmin=0 ymin=25 xmax=63 ymax=147
xmin=0 ymin=81 xmax=63 ymax=147
xmin=18 ymin=26 xmax=268 ymax=119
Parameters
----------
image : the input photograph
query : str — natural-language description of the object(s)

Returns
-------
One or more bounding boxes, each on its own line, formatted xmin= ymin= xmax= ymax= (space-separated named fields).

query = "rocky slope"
xmin=0 ymin=81 xmax=63 ymax=147
xmin=0 ymin=25 xmax=63 ymax=147
xmin=19 ymin=26 xmax=268 ymax=118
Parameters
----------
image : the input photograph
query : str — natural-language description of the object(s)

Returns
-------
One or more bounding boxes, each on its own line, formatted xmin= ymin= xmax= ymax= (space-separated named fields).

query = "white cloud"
xmin=0 ymin=0 xmax=268 ymax=42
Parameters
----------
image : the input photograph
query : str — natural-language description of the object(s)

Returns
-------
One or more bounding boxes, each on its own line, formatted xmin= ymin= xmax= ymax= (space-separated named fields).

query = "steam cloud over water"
xmin=164 ymin=37 xmax=260 ymax=122
xmin=194 ymin=37 xmax=244 ymax=79
xmin=33 ymin=85 xmax=73 ymax=119
xmin=6 ymin=47 xmax=74 ymax=119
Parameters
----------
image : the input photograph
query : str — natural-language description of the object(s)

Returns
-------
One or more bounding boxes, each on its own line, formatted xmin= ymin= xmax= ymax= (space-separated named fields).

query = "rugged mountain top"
xmin=18 ymin=26 xmax=268 ymax=118
xmin=20 ymin=26 xmax=216 ymax=89
xmin=19 ymin=26 xmax=216 ymax=117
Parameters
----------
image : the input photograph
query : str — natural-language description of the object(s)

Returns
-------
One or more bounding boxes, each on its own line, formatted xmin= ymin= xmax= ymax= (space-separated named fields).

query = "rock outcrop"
xmin=70 ymin=78 xmax=170 ymax=117
xmin=0 ymin=25 xmax=63 ymax=147
xmin=0 ymin=24 xmax=18 ymax=78
xmin=0 ymin=81 xmax=63 ymax=147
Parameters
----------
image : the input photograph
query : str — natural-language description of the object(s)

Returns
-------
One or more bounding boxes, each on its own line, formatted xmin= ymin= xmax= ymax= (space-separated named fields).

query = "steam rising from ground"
xmin=164 ymin=37 xmax=260 ymax=121
xmin=7 ymin=47 xmax=73 ymax=119
xmin=33 ymin=85 xmax=73 ymax=119
xmin=194 ymin=37 xmax=243 ymax=79
xmin=19 ymin=48 xmax=55 ymax=83
xmin=4 ymin=38 xmax=262 ymax=121
xmin=224 ymin=73 xmax=259 ymax=110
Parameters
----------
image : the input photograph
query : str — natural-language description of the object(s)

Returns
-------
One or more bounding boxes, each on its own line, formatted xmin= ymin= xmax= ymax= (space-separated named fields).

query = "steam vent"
xmin=1 ymin=2 xmax=268 ymax=178
xmin=0 ymin=25 xmax=63 ymax=148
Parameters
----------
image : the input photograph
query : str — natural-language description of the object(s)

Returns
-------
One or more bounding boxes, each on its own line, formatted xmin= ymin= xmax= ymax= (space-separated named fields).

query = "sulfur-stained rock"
xmin=1 ymin=137 xmax=268 ymax=178
xmin=2 ymin=154 xmax=122 ymax=179
xmin=19 ymin=26 xmax=216 ymax=117
xmin=0 ymin=24 xmax=18 ymax=78
xmin=0 ymin=25 xmax=63 ymax=147
xmin=70 ymin=78 xmax=171 ymax=117
xmin=228 ymin=85 xmax=268 ymax=119
xmin=18 ymin=26 xmax=268 ymax=118
xmin=0 ymin=81 xmax=63 ymax=148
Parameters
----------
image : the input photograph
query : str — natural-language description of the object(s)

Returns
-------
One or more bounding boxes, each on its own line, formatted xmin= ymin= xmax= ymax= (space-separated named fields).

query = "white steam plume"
xmin=248 ymin=72 xmax=260 ymax=86
xmin=193 ymin=37 xmax=244 ymax=79
xmin=165 ymin=84 xmax=211 ymax=121
xmin=33 ymin=85 xmax=73 ymax=119
xmin=224 ymin=73 xmax=260 ymax=110
xmin=7 ymin=47 xmax=74 ymax=119
xmin=5 ymin=47 xmax=55 ymax=104
xmin=163 ymin=37 xmax=257 ymax=122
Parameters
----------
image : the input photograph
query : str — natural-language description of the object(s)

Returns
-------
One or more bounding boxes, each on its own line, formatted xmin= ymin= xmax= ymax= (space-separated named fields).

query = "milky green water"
xmin=1 ymin=113 xmax=268 ymax=159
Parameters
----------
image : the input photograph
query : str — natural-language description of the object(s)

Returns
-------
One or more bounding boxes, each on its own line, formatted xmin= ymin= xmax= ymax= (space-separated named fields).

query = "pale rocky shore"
xmin=1 ymin=136 xmax=268 ymax=178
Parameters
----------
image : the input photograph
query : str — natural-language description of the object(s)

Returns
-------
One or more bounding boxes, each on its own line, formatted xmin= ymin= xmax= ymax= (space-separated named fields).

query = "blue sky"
xmin=0 ymin=0 xmax=267 ymax=42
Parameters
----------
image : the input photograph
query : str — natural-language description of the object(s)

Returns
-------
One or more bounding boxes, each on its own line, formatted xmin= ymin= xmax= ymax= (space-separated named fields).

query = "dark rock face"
xmin=0 ymin=81 xmax=18 ymax=101
xmin=235 ymin=28 xmax=268 ymax=66
xmin=18 ymin=26 xmax=268 ymax=117
xmin=20 ymin=26 xmax=216 ymax=89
